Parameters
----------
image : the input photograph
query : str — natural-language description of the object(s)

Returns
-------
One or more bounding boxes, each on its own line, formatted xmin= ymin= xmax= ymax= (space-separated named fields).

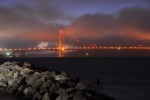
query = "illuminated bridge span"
xmin=1 ymin=46 xmax=150 ymax=51
xmin=1 ymin=31 xmax=150 ymax=57
xmin=1 ymin=46 xmax=150 ymax=57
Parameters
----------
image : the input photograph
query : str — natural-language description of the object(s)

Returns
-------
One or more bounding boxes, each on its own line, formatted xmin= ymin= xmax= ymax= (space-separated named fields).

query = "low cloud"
xmin=0 ymin=0 xmax=65 ymax=39
xmin=65 ymin=7 xmax=150 ymax=41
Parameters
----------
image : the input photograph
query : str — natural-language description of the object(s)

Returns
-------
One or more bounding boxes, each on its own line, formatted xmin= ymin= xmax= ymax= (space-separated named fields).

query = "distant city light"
xmin=6 ymin=52 xmax=10 ymax=56
xmin=86 ymin=52 xmax=89 ymax=56
xmin=5 ymin=52 xmax=13 ymax=57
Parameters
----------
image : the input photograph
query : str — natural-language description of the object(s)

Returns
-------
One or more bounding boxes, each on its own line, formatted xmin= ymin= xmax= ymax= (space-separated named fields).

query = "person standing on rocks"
xmin=97 ymin=78 xmax=100 ymax=87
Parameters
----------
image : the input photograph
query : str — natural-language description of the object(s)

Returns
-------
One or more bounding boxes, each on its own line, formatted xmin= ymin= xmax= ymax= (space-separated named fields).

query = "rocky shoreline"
xmin=0 ymin=62 xmax=114 ymax=100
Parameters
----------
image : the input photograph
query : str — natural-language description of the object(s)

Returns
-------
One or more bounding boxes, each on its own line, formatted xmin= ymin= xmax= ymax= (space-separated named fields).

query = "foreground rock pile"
xmin=0 ymin=62 xmax=114 ymax=100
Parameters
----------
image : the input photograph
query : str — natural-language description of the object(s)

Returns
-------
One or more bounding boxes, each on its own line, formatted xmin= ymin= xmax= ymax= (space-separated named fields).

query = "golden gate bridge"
xmin=0 ymin=31 xmax=150 ymax=57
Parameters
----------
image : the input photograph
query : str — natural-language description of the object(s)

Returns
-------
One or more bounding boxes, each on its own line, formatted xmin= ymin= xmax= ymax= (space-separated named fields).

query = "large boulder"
xmin=0 ymin=72 xmax=5 ymax=80
xmin=23 ymin=86 xmax=34 ymax=96
xmin=42 ymin=92 xmax=51 ymax=100
xmin=33 ymin=91 xmax=42 ymax=100
xmin=0 ymin=81 xmax=7 ymax=87
xmin=40 ymin=80 xmax=52 ymax=93
xmin=56 ymin=93 xmax=69 ymax=100
xmin=50 ymin=82 xmax=60 ymax=93
xmin=72 ymin=92 xmax=87 ymax=100
xmin=55 ymin=75 xmax=70 ymax=81
xmin=25 ymin=72 xmax=45 ymax=88
xmin=75 ymin=82 xmax=86 ymax=90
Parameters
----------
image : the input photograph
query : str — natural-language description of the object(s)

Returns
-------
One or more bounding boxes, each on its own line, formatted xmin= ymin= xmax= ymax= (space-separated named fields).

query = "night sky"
xmin=0 ymin=0 xmax=150 ymax=48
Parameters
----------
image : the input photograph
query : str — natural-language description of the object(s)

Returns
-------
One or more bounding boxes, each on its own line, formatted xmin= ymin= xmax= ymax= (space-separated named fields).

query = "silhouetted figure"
xmin=76 ymin=77 xmax=81 ymax=83
xmin=97 ymin=78 xmax=100 ymax=86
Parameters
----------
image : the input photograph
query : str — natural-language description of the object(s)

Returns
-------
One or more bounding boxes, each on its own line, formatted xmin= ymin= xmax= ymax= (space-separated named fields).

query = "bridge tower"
xmin=58 ymin=30 xmax=63 ymax=57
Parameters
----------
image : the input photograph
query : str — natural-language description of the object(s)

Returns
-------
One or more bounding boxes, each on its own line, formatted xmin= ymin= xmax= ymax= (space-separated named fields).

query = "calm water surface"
xmin=0 ymin=57 xmax=150 ymax=100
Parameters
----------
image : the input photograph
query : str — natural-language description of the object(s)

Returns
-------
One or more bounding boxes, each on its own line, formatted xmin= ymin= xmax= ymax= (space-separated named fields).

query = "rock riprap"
xmin=0 ymin=62 xmax=114 ymax=100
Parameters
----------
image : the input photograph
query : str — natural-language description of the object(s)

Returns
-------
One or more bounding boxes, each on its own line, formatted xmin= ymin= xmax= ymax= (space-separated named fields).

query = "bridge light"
xmin=83 ymin=47 xmax=86 ymax=49
xmin=99 ymin=47 xmax=102 ymax=49
xmin=61 ymin=48 xmax=64 ymax=50
xmin=118 ymin=47 xmax=121 ymax=50
xmin=28 ymin=48 xmax=31 ymax=50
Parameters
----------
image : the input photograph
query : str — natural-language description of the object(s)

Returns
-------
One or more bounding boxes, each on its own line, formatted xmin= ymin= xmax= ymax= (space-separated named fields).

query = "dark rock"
xmin=50 ymin=82 xmax=60 ymax=93
xmin=40 ymin=80 xmax=52 ymax=93
xmin=0 ymin=81 xmax=7 ymax=87
xmin=33 ymin=91 xmax=42 ymax=100
xmin=72 ymin=92 xmax=87 ymax=100
xmin=18 ymin=85 xmax=24 ymax=92
xmin=25 ymin=72 xmax=45 ymax=88
xmin=75 ymin=82 xmax=85 ymax=90
xmin=55 ymin=88 xmax=65 ymax=95
xmin=60 ymin=71 xmax=68 ymax=77
xmin=23 ymin=62 xmax=31 ymax=68
xmin=41 ymin=71 xmax=56 ymax=80
xmin=66 ymin=88 xmax=76 ymax=93
xmin=55 ymin=75 xmax=70 ymax=81
xmin=56 ymin=92 xmax=69 ymax=100
xmin=50 ymin=92 xmax=59 ymax=100
xmin=66 ymin=80 xmax=75 ymax=87
xmin=0 ymin=72 xmax=5 ymax=80
xmin=23 ymin=86 xmax=34 ymax=96
xmin=3 ymin=62 xmax=17 ymax=66
xmin=42 ymin=92 xmax=51 ymax=100
xmin=59 ymin=83 xmax=70 ymax=89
